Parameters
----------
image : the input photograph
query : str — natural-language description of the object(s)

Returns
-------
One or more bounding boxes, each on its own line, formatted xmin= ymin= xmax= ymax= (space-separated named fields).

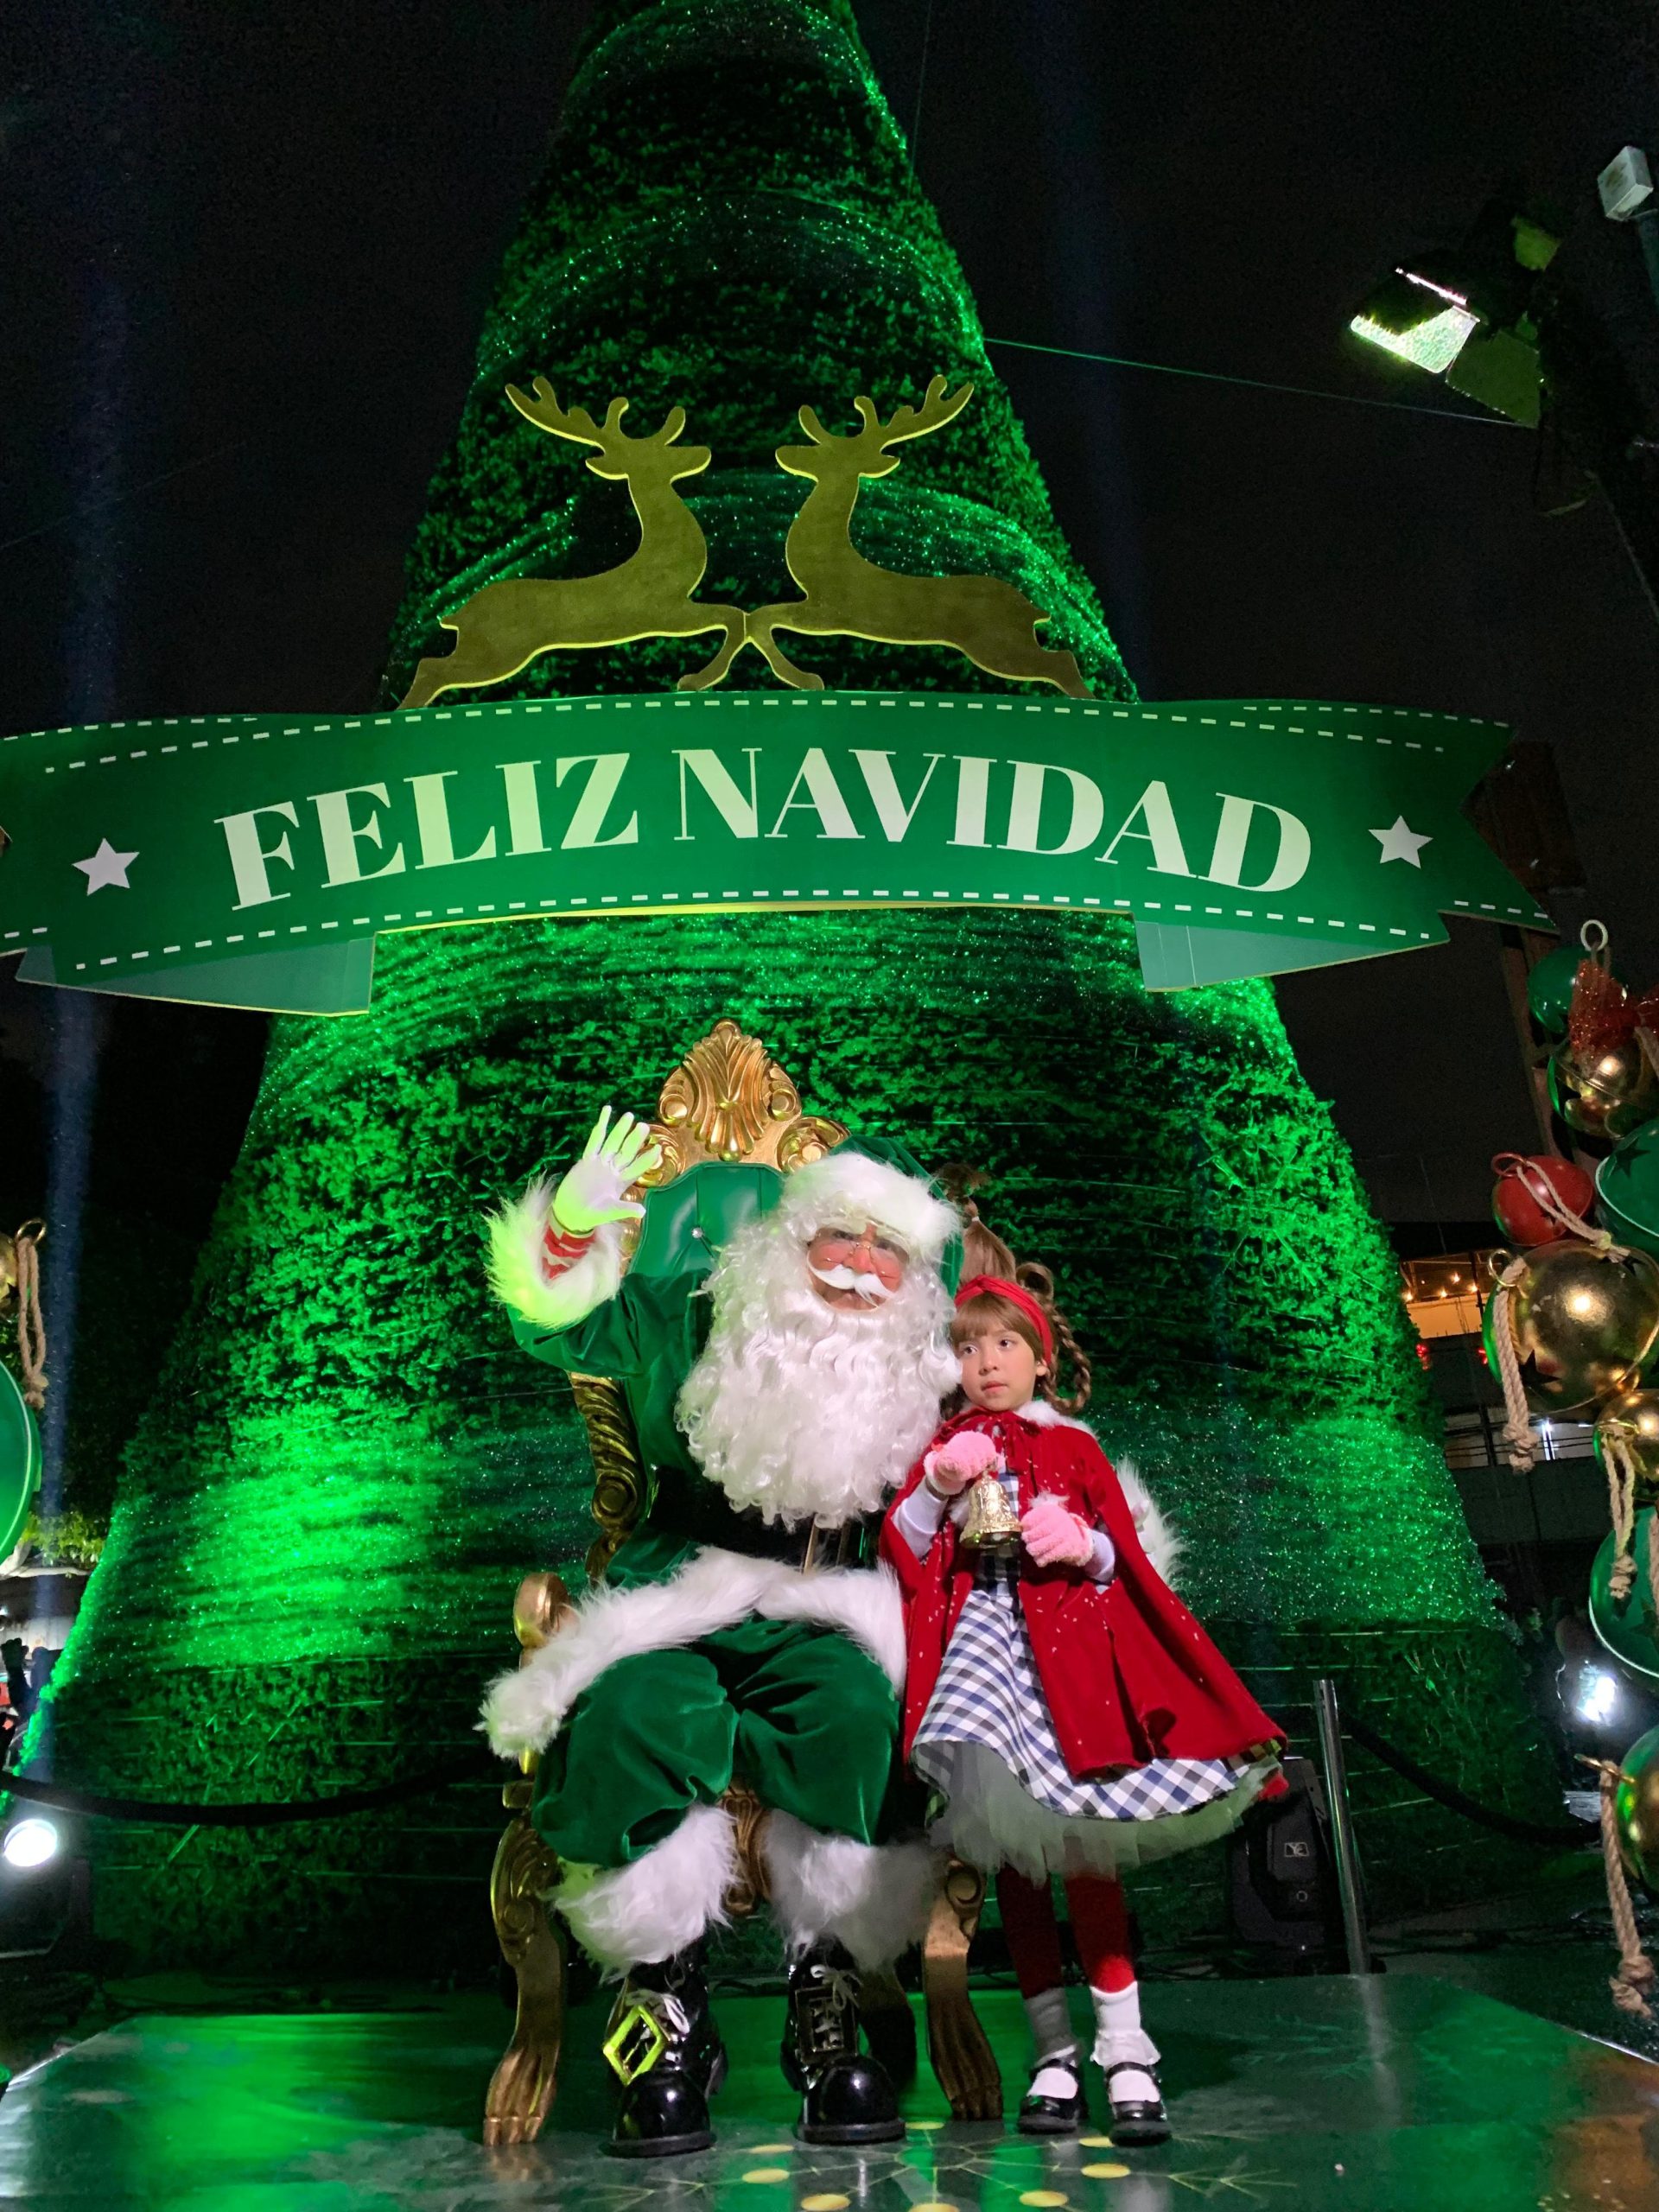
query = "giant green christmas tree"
xmin=38 ymin=0 xmax=1554 ymax=1972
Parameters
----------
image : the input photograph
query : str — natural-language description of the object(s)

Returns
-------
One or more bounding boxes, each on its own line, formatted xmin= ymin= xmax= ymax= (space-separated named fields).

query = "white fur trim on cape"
xmin=762 ymin=1814 xmax=939 ymax=1968
xmin=555 ymin=1802 xmax=738 ymax=1970
xmin=777 ymin=1150 xmax=958 ymax=1266
xmin=481 ymin=1548 xmax=907 ymax=1759
xmin=486 ymin=1178 xmax=624 ymax=1332
xmin=1020 ymin=1400 xmax=1183 ymax=1589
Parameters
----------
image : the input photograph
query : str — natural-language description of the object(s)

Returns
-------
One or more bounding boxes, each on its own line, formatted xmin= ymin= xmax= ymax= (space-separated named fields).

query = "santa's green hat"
xmin=775 ymin=1139 xmax=961 ymax=1279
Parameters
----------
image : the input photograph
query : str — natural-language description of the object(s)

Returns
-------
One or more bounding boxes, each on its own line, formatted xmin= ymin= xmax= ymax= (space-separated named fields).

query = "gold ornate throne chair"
xmin=483 ymin=1020 xmax=1001 ymax=2145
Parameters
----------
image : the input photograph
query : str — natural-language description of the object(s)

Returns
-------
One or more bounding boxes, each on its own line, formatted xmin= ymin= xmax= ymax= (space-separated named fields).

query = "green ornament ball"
xmin=1599 ymin=1124 xmax=1659 ymax=1261
xmin=1589 ymin=1510 xmax=1659 ymax=1686
xmin=1614 ymin=1723 xmax=1659 ymax=1895
xmin=0 ymin=1363 xmax=40 ymax=1565
xmin=1529 ymin=946 xmax=1587 ymax=1038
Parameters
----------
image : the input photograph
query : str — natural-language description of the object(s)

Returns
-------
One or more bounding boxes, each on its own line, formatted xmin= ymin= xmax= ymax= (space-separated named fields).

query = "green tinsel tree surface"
xmin=33 ymin=0 xmax=1556 ymax=1972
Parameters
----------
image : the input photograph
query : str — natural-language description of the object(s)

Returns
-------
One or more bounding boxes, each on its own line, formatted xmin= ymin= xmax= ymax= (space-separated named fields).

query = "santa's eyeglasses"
xmin=809 ymin=1225 xmax=910 ymax=1263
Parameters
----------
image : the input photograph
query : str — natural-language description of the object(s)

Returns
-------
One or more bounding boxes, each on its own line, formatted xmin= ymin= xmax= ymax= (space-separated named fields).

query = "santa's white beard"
xmin=676 ymin=1222 xmax=959 ymax=1528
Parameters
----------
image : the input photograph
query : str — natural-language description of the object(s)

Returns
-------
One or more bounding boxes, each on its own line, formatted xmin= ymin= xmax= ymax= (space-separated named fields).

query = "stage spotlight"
xmin=1349 ymin=202 xmax=1560 ymax=428
xmin=1351 ymin=270 xmax=1481 ymax=376
xmin=2 ymin=1815 xmax=61 ymax=1871
xmin=1576 ymin=1668 xmax=1619 ymax=1727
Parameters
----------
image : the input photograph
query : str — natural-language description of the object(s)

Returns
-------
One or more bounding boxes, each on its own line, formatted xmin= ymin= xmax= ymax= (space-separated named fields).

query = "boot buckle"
xmin=603 ymin=1992 xmax=683 ymax=2084
xmin=793 ymin=1964 xmax=861 ymax=2067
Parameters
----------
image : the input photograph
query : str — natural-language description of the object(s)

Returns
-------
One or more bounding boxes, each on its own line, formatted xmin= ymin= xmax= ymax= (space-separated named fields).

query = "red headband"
xmin=955 ymin=1274 xmax=1055 ymax=1362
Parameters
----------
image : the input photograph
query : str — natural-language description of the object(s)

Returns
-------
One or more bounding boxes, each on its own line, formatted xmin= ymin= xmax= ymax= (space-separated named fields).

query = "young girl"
xmin=881 ymin=1228 xmax=1283 ymax=2144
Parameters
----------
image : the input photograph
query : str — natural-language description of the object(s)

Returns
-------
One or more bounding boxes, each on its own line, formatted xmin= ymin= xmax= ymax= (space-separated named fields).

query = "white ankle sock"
xmin=1023 ymin=1986 xmax=1078 ymax=2099
xmin=1090 ymin=1981 xmax=1160 ymax=2104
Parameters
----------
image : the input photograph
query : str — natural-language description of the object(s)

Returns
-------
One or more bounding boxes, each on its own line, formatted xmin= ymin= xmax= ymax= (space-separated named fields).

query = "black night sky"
xmin=3 ymin=1 xmax=1658 ymax=1507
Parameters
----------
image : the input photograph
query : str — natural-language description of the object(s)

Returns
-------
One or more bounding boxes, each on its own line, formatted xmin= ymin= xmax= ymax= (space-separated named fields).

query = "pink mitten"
xmin=1020 ymin=1494 xmax=1095 ymax=1567
xmin=925 ymin=1429 xmax=1002 ymax=1497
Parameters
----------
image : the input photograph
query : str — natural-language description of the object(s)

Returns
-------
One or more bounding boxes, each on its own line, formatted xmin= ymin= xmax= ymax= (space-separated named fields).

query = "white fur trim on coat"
xmin=1020 ymin=1400 xmax=1183 ymax=1589
xmin=776 ymin=1151 xmax=958 ymax=1267
xmin=481 ymin=1548 xmax=907 ymax=1760
xmin=555 ymin=1802 xmax=738 ymax=1970
xmin=762 ymin=1812 xmax=939 ymax=1969
xmin=486 ymin=1177 xmax=625 ymax=1332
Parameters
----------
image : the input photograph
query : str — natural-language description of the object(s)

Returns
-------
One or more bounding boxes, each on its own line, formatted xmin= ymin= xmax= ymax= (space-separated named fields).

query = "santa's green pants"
xmin=533 ymin=1616 xmax=899 ymax=1861
xmin=531 ymin=1618 xmax=932 ymax=1971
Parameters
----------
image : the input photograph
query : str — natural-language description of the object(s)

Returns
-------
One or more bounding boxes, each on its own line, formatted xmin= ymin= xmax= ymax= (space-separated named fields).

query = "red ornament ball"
xmin=1491 ymin=1154 xmax=1597 ymax=1248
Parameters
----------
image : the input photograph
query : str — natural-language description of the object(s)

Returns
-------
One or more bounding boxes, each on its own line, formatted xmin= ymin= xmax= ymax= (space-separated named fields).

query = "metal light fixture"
xmin=1351 ymin=270 xmax=1482 ymax=375
xmin=2 ymin=1815 xmax=60 ymax=1871
xmin=1348 ymin=202 xmax=1560 ymax=429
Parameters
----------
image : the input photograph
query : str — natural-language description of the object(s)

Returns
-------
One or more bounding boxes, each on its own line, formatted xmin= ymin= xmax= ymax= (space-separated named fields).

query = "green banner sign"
xmin=0 ymin=691 xmax=1548 ymax=1013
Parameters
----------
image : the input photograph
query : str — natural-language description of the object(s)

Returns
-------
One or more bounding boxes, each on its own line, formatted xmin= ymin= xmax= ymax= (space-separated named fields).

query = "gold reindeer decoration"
xmin=711 ymin=376 xmax=1089 ymax=696
xmin=400 ymin=380 xmax=747 ymax=709
xmin=401 ymin=373 xmax=1090 ymax=706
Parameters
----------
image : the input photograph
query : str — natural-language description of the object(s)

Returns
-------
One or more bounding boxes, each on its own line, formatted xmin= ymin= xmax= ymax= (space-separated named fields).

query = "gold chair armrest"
xmin=513 ymin=1573 xmax=575 ymax=1654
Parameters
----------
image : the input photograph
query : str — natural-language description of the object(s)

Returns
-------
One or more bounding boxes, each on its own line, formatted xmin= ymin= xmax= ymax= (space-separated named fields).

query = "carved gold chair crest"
xmin=484 ymin=1020 xmax=999 ymax=2145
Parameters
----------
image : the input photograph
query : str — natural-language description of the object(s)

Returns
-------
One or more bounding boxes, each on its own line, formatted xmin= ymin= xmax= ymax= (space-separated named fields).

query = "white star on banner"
xmin=1370 ymin=815 xmax=1432 ymax=868
xmin=73 ymin=839 xmax=138 ymax=893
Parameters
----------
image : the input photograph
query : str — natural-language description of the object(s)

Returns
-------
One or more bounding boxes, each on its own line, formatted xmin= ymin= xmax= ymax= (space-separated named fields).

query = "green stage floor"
xmin=4 ymin=1977 xmax=1659 ymax=2211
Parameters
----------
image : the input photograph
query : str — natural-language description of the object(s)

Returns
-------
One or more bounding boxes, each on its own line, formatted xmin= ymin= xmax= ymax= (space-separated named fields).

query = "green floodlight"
xmin=1350 ymin=269 xmax=1483 ymax=375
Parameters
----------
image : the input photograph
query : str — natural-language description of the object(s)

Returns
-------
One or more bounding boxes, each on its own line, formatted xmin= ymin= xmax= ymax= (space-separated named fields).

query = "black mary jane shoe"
xmin=604 ymin=1949 xmax=728 ymax=2159
xmin=1018 ymin=2056 xmax=1086 ymax=2137
xmin=782 ymin=1938 xmax=906 ymax=2146
xmin=1103 ymin=2060 xmax=1171 ymax=2148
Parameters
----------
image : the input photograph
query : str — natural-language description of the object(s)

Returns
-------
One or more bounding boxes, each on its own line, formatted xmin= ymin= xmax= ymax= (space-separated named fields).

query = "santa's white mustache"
xmin=806 ymin=1260 xmax=896 ymax=1303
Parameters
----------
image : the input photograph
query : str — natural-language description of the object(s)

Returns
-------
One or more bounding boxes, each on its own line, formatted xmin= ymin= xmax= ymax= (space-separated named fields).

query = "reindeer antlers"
xmin=506 ymin=379 xmax=626 ymax=446
xmin=864 ymin=375 xmax=974 ymax=444
xmin=797 ymin=374 xmax=975 ymax=448
xmin=505 ymin=378 xmax=690 ymax=449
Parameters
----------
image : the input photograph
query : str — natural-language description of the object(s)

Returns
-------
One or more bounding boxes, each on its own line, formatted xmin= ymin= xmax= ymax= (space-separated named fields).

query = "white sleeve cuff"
xmin=486 ymin=1179 xmax=625 ymax=1332
xmin=893 ymin=1482 xmax=948 ymax=1560
xmin=1087 ymin=1528 xmax=1116 ymax=1584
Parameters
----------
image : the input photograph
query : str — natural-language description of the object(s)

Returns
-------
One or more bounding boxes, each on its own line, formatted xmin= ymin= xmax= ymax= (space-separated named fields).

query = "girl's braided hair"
xmin=948 ymin=1180 xmax=1093 ymax=1417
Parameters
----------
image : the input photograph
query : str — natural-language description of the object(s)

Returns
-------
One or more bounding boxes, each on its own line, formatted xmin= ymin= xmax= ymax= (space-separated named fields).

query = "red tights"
xmin=997 ymin=1867 xmax=1135 ymax=1995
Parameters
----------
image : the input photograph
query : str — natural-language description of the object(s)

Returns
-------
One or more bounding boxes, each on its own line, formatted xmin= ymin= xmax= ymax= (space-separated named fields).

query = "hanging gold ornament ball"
xmin=1615 ymin=1726 xmax=1659 ymax=1896
xmin=1596 ymin=1389 xmax=1659 ymax=1497
xmin=1506 ymin=1242 xmax=1659 ymax=1413
xmin=1584 ymin=1039 xmax=1655 ymax=1109
xmin=1552 ymin=1039 xmax=1659 ymax=1143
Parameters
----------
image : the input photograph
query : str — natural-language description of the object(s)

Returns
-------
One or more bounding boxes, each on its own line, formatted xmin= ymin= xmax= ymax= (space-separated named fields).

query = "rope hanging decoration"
xmin=1583 ymin=1755 xmax=1658 ymax=2019
xmin=1489 ymin=1249 xmax=1541 ymax=1474
xmin=1600 ymin=1421 xmax=1643 ymax=1602
xmin=11 ymin=1220 xmax=48 ymax=1412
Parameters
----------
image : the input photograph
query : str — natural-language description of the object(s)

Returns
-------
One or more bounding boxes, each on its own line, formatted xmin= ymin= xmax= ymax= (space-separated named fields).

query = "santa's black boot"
xmin=782 ymin=1939 xmax=906 ymax=2145
xmin=604 ymin=1948 xmax=728 ymax=2158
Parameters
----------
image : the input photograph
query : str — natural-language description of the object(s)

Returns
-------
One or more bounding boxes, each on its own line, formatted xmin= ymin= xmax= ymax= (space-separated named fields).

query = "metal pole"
xmin=1313 ymin=1676 xmax=1370 ymax=1974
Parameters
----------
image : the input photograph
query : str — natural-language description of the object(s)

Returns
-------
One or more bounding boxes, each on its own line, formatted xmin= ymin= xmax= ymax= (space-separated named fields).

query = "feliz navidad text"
xmin=0 ymin=692 xmax=1541 ymax=982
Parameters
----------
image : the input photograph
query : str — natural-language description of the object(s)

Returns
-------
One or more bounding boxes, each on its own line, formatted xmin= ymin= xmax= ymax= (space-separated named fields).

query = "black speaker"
xmin=1227 ymin=1755 xmax=1345 ymax=1962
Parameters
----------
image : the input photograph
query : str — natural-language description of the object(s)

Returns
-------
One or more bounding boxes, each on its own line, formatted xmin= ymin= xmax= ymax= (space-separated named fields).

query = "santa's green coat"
xmin=480 ymin=1143 xmax=957 ymax=1971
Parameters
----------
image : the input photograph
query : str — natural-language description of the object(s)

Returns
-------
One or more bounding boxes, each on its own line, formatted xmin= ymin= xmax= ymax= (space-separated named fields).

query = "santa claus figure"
xmin=483 ymin=1109 xmax=958 ymax=2157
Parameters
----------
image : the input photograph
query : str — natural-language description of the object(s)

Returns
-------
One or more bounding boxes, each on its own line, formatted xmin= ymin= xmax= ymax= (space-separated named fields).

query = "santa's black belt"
xmin=651 ymin=1478 xmax=872 ymax=1571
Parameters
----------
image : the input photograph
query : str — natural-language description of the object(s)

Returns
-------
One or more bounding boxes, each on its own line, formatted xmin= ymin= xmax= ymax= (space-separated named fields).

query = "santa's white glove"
xmin=925 ymin=1429 xmax=1001 ymax=1498
xmin=550 ymin=1106 xmax=662 ymax=1237
xmin=1020 ymin=1495 xmax=1096 ymax=1568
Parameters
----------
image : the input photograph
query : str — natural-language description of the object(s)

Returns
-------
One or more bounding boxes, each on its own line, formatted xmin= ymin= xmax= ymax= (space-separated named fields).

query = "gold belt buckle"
xmin=602 ymin=2001 xmax=669 ymax=2085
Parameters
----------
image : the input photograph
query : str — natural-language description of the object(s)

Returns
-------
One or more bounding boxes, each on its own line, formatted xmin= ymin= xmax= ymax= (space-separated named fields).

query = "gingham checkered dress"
xmin=912 ymin=1478 xmax=1266 ymax=1878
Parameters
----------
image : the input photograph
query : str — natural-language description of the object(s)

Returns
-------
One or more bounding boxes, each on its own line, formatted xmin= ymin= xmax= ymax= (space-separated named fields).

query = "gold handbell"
xmin=958 ymin=1470 xmax=1022 ymax=1554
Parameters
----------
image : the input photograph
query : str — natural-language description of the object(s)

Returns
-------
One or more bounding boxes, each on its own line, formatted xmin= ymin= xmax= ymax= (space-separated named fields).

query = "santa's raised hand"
xmin=550 ymin=1105 xmax=663 ymax=1237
